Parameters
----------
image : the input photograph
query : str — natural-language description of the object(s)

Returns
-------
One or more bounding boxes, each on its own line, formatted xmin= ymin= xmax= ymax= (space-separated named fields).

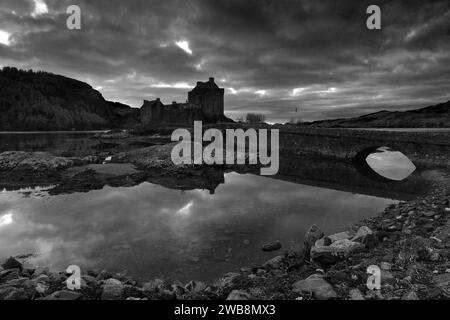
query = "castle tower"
xmin=188 ymin=77 xmax=224 ymax=119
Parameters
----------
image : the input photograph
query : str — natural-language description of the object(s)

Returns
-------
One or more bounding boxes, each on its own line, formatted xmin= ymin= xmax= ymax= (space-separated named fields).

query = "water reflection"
xmin=365 ymin=147 xmax=416 ymax=181
xmin=0 ymin=173 xmax=397 ymax=281
xmin=0 ymin=132 xmax=101 ymax=156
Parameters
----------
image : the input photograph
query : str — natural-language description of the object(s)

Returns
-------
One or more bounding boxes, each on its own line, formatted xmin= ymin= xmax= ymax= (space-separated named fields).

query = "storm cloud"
xmin=0 ymin=0 xmax=449 ymax=122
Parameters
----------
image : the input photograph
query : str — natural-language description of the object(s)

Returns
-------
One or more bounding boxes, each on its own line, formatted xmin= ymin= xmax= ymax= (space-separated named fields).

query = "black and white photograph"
xmin=0 ymin=0 xmax=449 ymax=311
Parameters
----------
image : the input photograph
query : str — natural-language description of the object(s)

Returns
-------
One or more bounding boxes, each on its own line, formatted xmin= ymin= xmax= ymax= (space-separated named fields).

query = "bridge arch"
xmin=352 ymin=145 xmax=416 ymax=182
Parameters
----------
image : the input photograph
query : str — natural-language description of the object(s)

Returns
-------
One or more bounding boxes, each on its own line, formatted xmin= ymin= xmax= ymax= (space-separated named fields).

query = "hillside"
xmin=303 ymin=101 xmax=450 ymax=128
xmin=0 ymin=67 xmax=139 ymax=131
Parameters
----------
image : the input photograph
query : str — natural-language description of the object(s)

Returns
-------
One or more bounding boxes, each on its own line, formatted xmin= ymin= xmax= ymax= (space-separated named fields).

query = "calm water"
xmin=0 ymin=173 xmax=398 ymax=281
xmin=0 ymin=132 xmax=427 ymax=281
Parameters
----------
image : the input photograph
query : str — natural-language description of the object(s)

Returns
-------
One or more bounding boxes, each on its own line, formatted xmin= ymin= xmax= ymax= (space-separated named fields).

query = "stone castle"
xmin=140 ymin=77 xmax=227 ymax=126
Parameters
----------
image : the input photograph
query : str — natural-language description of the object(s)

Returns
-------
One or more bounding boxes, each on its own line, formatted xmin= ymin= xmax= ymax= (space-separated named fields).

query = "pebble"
xmin=227 ymin=290 xmax=253 ymax=300
xmin=349 ymin=288 xmax=365 ymax=300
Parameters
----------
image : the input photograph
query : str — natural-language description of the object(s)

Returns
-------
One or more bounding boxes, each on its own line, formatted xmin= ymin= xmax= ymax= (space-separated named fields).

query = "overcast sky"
xmin=0 ymin=0 xmax=449 ymax=122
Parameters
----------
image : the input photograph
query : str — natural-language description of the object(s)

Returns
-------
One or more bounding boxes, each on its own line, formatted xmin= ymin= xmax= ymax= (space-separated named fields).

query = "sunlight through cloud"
xmin=32 ymin=0 xmax=49 ymax=17
xmin=0 ymin=30 xmax=11 ymax=46
xmin=175 ymin=40 xmax=193 ymax=55
xmin=176 ymin=201 xmax=194 ymax=216
xmin=0 ymin=213 xmax=13 ymax=227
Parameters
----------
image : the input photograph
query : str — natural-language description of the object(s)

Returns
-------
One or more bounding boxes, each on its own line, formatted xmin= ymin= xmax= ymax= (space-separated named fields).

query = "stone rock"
xmin=32 ymin=266 xmax=49 ymax=278
xmin=329 ymin=239 xmax=363 ymax=251
xmin=323 ymin=237 xmax=332 ymax=246
xmin=39 ymin=290 xmax=82 ymax=300
xmin=351 ymin=226 xmax=378 ymax=248
xmin=34 ymin=274 xmax=50 ymax=283
xmin=402 ymin=291 xmax=419 ymax=300
xmin=220 ymin=273 xmax=241 ymax=287
xmin=326 ymin=270 xmax=353 ymax=285
xmin=328 ymin=231 xmax=354 ymax=242
xmin=226 ymin=290 xmax=253 ymax=300
xmin=292 ymin=274 xmax=337 ymax=300
xmin=380 ymin=262 xmax=392 ymax=271
xmin=304 ymin=225 xmax=324 ymax=259
xmin=0 ymin=277 xmax=29 ymax=289
xmin=101 ymin=278 xmax=124 ymax=300
xmin=381 ymin=270 xmax=396 ymax=285
xmin=49 ymin=272 xmax=67 ymax=285
xmin=263 ymin=255 xmax=284 ymax=270
xmin=156 ymin=289 xmax=177 ymax=300
xmin=35 ymin=282 xmax=50 ymax=295
xmin=433 ymin=273 xmax=450 ymax=293
xmin=0 ymin=269 xmax=20 ymax=284
xmin=349 ymin=288 xmax=365 ymax=300
xmin=262 ymin=240 xmax=282 ymax=252
xmin=185 ymin=280 xmax=207 ymax=293
xmin=143 ymin=279 xmax=165 ymax=293
xmin=97 ymin=270 xmax=113 ymax=280
xmin=423 ymin=211 xmax=436 ymax=217
xmin=1 ymin=257 xmax=22 ymax=270
xmin=122 ymin=285 xmax=144 ymax=299
xmin=0 ymin=287 xmax=28 ymax=300
xmin=365 ymin=290 xmax=384 ymax=300
xmin=311 ymin=239 xmax=364 ymax=265
xmin=81 ymin=275 xmax=98 ymax=289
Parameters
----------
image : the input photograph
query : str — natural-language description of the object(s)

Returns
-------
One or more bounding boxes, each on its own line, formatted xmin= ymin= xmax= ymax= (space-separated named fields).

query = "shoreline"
xmin=1 ymin=169 xmax=449 ymax=300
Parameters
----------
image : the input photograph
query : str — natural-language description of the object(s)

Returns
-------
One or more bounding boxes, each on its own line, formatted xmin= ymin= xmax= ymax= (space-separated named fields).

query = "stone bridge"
xmin=278 ymin=128 xmax=450 ymax=168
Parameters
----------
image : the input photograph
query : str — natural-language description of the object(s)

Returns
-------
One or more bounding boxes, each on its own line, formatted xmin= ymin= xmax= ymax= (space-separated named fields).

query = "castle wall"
xmin=188 ymin=88 xmax=224 ymax=118
xmin=140 ymin=99 xmax=163 ymax=125
xmin=140 ymin=78 xmax=225 ymax=126
xmin=162 ymin=103 xmax=203 ymax=125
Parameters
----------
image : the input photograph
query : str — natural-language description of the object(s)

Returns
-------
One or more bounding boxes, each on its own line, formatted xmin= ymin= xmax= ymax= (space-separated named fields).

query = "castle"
xmin=140 ymin=77 xmax=227 ymax=126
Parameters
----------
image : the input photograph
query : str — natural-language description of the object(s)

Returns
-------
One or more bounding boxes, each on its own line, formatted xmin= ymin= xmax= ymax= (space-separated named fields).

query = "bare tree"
xmin=245 ymin=113 xmax=266 ymax=124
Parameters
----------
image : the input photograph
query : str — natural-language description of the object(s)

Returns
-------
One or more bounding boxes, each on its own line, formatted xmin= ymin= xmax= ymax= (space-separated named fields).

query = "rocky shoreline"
xmin=1 ymin=169 xmax=449 ymax=300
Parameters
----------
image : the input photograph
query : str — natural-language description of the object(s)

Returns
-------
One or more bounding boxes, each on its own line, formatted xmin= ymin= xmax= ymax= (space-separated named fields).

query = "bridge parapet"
xmin=278 ymin=128 xmax=450 ymax=168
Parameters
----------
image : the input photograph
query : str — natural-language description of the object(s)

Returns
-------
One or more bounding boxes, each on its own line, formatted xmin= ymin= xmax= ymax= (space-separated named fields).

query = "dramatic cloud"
xmin=0 ymin=0 xmax=449 ymax=122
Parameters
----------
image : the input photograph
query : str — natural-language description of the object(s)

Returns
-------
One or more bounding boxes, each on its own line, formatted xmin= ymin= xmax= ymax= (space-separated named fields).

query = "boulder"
xmin=304 ymin=225 xmax=324 ymax=259
xmin=262 ymin=241 xmax=282 ymax=252
xmin=328 ymin=231 xmax=354 ymax=242
xmin=226 ymin=290 xmax=254 ymax=300
xmin=292 ymin=274 xmax=337 ymax=300
xmin=263 ymin=255 xmax=284 ymax=270
xmin=81 ymin=275 xmax=98 ymax=289
xmin=351 ymin=226 xmax=378 ymax=248
xmin=101 ymin=278 xmax=124 ymax=300
xmin=0 ymin=269 xmax=20 ymax=284
xmin=311 ymin=239 xmax=364 ymax=265
xmin=1 ymin=257 xmax=22 ymax=270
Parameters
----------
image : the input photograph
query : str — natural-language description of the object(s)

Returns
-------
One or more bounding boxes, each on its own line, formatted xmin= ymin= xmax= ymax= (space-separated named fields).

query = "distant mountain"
xmin=303 ymin=101 xmax=450 ymax=128
xmin=0 ymin=67 xmax=139 ymax=131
